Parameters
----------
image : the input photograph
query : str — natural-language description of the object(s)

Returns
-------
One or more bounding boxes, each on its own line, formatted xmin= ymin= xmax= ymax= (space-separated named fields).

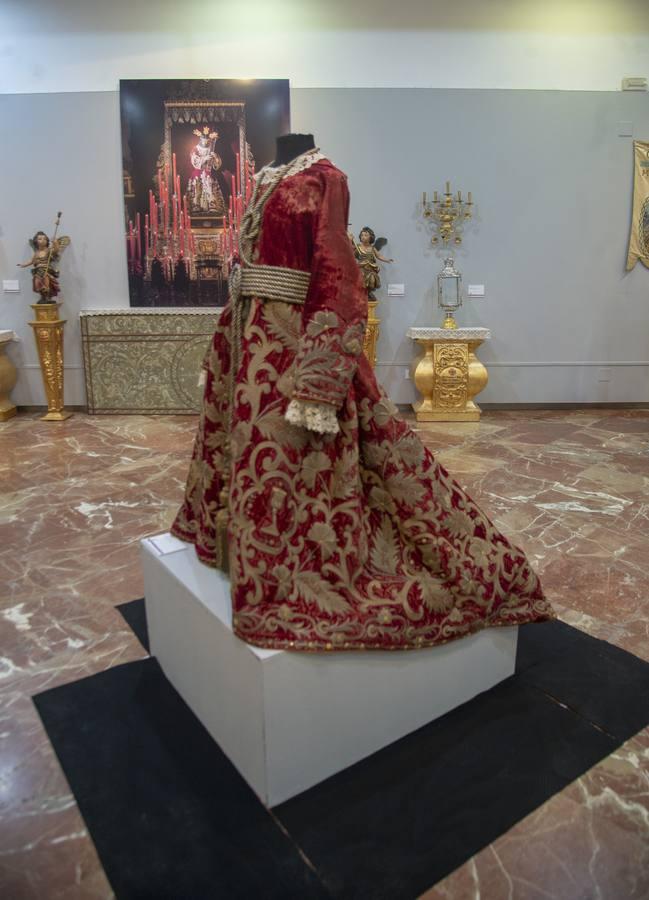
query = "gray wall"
xmin=0 ymin=91 xmax=127 ymax=404
xmin=2 ymin=88 xmax=648 ymax=406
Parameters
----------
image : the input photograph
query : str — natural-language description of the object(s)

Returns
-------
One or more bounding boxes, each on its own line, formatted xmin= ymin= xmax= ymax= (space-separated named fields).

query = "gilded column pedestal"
xmin=407 ymin=327 xmax=490 ymax=422
xmin=363 ymin=299 xmax=380 ymax=369
xmin=0 ymin=330 xmax=18 ymax=422
xmin=29 ymin=302 xmax=72 ymax=421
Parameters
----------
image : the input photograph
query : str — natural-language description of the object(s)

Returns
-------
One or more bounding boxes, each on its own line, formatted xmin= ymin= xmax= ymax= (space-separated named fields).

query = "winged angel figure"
xmin=349 ymin=226 xmax=393 ymax=299
xmin=17 ymin=213 xmax=70 ymax=304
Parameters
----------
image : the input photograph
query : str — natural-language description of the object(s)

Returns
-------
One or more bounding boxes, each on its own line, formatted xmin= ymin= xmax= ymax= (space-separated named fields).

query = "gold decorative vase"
xmin=363 ymin=299 xmax=380 ymax=369
xmin=29 ymin=303 xmax=72 ymax=421
xmin=0 ymin=332 xmax=18 ymax=422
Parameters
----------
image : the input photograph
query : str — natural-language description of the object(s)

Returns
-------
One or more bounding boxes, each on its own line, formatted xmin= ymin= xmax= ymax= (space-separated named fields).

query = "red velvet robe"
xmin=172 ymin=157 xmax=554 ymax=650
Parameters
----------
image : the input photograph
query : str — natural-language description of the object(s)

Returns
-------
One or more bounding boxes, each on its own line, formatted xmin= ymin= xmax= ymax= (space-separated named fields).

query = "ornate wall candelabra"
xmin=422 ymin=181 xmax=473 ymax=245
xmin=421 ymin=182 xmax=475 ymax=329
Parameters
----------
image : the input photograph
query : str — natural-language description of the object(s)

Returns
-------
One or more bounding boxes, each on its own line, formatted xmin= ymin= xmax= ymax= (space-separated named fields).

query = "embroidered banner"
xmin=626 ymin=140 xmax=649 ymax=270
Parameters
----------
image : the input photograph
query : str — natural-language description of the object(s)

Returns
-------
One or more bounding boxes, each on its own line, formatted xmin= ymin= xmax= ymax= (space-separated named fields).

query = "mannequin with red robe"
xmin=172 ymin=138 xmax=554 ymax=651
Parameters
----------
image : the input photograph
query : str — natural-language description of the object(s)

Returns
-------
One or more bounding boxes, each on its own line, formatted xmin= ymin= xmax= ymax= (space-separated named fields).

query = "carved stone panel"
xmin=80 ymin=309 xmax=221 ymax=414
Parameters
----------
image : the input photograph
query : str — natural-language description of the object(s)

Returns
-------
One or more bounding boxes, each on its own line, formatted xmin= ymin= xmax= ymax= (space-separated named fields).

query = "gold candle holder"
xmin=29 ymin=302 xmax=73 ymax=421
xmin=422 ymin=182 xmax=473 ymax=245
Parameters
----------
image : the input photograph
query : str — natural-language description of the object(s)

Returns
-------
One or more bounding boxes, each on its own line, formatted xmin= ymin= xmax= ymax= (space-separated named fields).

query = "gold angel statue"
xmin=17 ymin=212 xmax=70 ymax=304
xmin=349 ymin=226 xmax=393 ymax=299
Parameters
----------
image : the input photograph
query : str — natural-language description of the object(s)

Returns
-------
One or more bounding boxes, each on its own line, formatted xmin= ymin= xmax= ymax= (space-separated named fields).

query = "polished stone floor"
xmin=0 ymin=409 xmax=647 ymax=899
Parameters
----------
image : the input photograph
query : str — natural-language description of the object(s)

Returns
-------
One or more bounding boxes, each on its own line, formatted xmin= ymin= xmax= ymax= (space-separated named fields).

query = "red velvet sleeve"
xmin=291 ymin=168 xmax=368 ymax=410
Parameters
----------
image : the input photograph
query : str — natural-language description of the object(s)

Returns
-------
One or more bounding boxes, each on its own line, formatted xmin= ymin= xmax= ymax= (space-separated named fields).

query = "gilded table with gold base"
xmin=407 ymin=327 xmax=490 ymax=422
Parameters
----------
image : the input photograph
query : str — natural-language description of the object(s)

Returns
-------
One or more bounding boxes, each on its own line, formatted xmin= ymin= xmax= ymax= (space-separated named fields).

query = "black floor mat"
xmin=34 ymin=658 xmax=329 ymax=900
xmin=34 ymin=606 xmax=649 ymax=900
xmin=117 ymin=598 xmax=150 ymax=653
xmin=516 ymin=619 xmax=649 ymax=741
xmin=274 ymin=676 xmax=614 ymax=899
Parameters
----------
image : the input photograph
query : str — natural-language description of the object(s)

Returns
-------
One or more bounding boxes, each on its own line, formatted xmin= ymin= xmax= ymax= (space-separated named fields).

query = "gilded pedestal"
xmin=0 ymin=330 xmax=18 ymax=422
xmin=407 ymin=327 xmax=490 ymax=422
xmin=29 ymin=303 xmax=72 ymax=421
xmin=363 ymin=299 xmax=380 ymax=369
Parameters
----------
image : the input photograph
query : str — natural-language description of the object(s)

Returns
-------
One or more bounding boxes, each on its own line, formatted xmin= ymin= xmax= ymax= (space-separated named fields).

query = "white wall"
xmin=1 ymin=0 xmax=648 ymax=94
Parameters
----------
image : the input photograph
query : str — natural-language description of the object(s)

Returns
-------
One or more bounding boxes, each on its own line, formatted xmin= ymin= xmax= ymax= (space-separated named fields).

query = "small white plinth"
xmin=141 ymin=533 xmax=518 ymax=807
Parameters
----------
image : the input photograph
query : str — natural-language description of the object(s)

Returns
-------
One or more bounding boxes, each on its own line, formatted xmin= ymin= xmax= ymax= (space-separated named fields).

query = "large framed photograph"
xmin=120 ymin=79 xmax=290 ymax=307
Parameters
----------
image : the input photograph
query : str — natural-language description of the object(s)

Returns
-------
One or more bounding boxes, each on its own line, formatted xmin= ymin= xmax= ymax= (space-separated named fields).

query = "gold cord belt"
xmin=229 ymin=262 xmax=311 ymax=307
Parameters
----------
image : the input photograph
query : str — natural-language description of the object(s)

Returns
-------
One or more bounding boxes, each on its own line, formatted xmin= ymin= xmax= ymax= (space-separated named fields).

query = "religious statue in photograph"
xmin=188 ymin=127 xmax=226 ymax=216
xmin=17 ymin=215 xmax=70 ymax=304
xmin=350 ymin=226 xmax=393 ymax=299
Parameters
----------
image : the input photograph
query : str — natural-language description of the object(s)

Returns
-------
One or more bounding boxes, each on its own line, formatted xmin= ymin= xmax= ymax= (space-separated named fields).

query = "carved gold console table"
xmin=407 ymin=327 xmax=490 ymax=422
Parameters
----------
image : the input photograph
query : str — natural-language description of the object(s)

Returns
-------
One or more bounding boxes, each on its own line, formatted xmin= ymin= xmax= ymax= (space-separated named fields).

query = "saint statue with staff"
xmin=17 ymin=212 xmax=70 ymax=304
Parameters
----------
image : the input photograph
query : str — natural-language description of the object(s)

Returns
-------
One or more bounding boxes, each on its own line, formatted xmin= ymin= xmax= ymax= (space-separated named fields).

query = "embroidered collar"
xmin=257 ymin=148 xmax=326 ymax=185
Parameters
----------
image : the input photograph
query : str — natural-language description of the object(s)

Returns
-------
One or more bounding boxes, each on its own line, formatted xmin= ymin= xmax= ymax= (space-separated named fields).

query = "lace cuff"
xmin=285 ymin=398 xmax=340 ymax=435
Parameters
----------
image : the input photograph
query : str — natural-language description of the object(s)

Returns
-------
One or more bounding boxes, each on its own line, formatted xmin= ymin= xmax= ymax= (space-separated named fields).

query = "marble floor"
xmin=0 ymin=409 xmax=648 ymax=899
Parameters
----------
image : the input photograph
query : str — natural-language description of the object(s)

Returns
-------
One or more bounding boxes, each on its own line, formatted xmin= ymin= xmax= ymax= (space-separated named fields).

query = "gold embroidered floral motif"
xmin=293 ymin=310 xmax=364 ymax=408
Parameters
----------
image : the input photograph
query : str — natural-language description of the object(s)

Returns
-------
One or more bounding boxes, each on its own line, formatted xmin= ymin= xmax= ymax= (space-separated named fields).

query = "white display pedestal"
xmin=141 ymin=533 xmax=518 ymax=807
